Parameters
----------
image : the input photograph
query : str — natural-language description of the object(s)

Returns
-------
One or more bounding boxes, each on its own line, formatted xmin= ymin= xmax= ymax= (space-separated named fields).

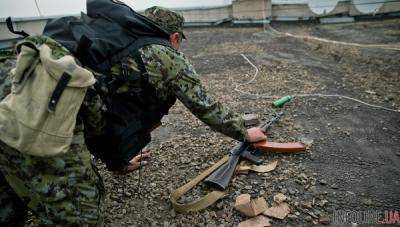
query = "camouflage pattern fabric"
xmin=0 ymin=36 xmax=104 ymax=226
xmin=144 ymin=6 xmax=186 ymax=39
xmin=99 ymin=44 xmax=248 ymax=141
xmin=0 ymin=57 xmax=13 ymax=101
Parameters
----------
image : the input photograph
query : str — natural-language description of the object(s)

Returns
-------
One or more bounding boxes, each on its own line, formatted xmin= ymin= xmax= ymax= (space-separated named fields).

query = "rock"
xmin=245 ymin=185 xmax=253 ymax=190
xmin=288 ymin=188 xmax=298 ymax=195
xmin=362 ymin=198 xmax=373 ymax=206
xmin=170 ymin=209 xmax=176 ymax=218
xmin=237 ymin=160 xmax=278 ymax=174
xmin=298 ymin=173 xmax=308 ymax=180
xmin=235 ymin=194 xmax=268 ymax=217
xmin=216 ymin=210 xmax=227 ymax=219
xmin=243 ymin=114 xmax=260 ymax=127
xmin=300 ymin=137 xmax=314 ymax=146
xmin=237 ymin=215 xmax=271 ymax=227
xmin=319 ymin=216 xmax=331 ymax=225
xmin=251 ymin=160 xmax=279 ymax=173
xmin=308 ymin=186 xmax=317 ymax=193
xmin=319 ymin=179 xmax=327 ymax=185
xmin=236 ymin=165 xmax=251 ymax=174
xmin=302 ymin=201 xmax=313 ymax=209
xmin=273 ymin=193 xmax=287 ymax=204
xmin=263 ymin=202 xmax=291 ymax=220
xmin=318 ymin=199 xmax=328 ymax=207
xmin=216 ymin=202 xmax=224 ymax=209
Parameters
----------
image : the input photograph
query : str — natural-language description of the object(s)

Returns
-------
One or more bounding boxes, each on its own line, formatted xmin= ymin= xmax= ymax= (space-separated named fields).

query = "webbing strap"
xmin=6 ymin=17 xmax=29 ymax=38
xmin=48 ymin=72 xmax=72 ymax=112
xmin=170 ymin=155 xmax=229 ymax=213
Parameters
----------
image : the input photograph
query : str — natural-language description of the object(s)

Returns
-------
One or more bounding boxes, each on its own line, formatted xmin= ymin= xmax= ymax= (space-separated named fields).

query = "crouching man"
xmin=0 ymin=0 xmax=266 ymax=225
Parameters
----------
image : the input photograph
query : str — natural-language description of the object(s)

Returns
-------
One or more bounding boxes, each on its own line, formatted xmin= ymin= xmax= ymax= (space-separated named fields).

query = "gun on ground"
xmin=204 ymin=112 xmax=284 ymax=190
xmin=171 ymin=113 xmax=306 ymax=213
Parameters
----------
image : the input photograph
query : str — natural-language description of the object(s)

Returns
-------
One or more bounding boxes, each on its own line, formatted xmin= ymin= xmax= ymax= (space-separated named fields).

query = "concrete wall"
xmin=271 ymin=1 xmax=351 ymax=20
xmin=232 ymin=0 xmax=270 ymax=20
xmin=179 ymin=5 xmax=232 ymax=23
xmin=178 ymin=0 xmax=400 ymax=22
xmin=349 ymin=1 xmax=400 ymax=16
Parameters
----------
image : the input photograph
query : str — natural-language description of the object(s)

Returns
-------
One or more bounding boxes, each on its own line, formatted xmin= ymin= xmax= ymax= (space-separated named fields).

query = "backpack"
xmin=0 ymin=39 xmax=95 ymax=156
xmin=43 ymin=0 xmax=176 ymax=170
xmin=43 ymin=0 xmax=172 ymax=75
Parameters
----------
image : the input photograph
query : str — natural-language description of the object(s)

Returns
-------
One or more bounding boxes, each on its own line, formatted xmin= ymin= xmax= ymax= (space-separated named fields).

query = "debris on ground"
xmin=237 ymin=215 xmax=271 ymax=227
xmin=263 ymin=202 xmax=291 ymax=220
xmin=273 ymin=193 xmax=287 ymax=204
xmin=251 ymin=160 xmax=279 ymax=173
xmin=234 ymin=194 xmax=268 ymax=217
xmin=243 ymin=113 xmax=260 ymax=127
xmin=236 ymin=165 xmax=251 ymax=175
xmin=318 ymin=216 xmax=331 ymax=225
xmin=236 ymin=159 xmax=279 ymax=174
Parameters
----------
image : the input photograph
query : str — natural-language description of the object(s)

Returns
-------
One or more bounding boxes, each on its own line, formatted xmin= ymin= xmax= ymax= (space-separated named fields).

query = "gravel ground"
xmin=1 ymin=18 xmax=398 ymax=226
xmin=100 ymin=19 xmax=400 ymax=226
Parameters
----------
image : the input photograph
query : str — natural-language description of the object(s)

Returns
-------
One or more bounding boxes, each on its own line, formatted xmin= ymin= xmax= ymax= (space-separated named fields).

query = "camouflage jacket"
xmin=83 ymin=44 xmax=248 ymax=141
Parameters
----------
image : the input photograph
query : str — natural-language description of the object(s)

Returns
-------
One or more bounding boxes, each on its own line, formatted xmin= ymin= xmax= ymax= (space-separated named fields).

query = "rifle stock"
xmin=204 ymin=143 xmax=248 ymax=190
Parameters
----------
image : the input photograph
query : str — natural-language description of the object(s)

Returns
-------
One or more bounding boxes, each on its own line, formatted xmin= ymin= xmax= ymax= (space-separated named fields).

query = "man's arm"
xmin=141 ymin=45 xmax=248 ymax=141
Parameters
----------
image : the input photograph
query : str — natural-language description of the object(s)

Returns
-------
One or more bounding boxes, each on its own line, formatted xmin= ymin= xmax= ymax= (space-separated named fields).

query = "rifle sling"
xmin=170 ymin=155 xmax=229 ymax=213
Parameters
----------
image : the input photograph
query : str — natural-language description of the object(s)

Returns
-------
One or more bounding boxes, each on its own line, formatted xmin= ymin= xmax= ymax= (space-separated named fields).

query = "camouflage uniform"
xmin=0 ymin=36 xmax=104 ymax=226
xmin=146 ymin=8 xmax=246 ymax=140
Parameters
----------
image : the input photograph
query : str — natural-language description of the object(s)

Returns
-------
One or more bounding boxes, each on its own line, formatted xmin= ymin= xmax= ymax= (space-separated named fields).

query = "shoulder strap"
xmin=113 ymin=36 xmax=172 ymax=84
xmin=111 ymin=36 xmax=172 ymax=67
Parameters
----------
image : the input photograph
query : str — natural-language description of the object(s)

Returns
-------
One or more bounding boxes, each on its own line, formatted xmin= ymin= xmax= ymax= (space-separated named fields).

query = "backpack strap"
xmin=48 ymin=72 xmax=72 ymax=112
xmin=111 ymin=36 xmax=172 ymax=92
xmin=111 ymin=36 xmax=172 ymax=68
xmin=6 ymin=17 xmax=29 ymax=38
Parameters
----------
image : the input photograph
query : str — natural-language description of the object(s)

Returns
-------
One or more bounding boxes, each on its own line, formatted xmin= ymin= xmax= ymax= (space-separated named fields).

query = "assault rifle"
xmin=204 ymin=112 xmax=284 ymax=190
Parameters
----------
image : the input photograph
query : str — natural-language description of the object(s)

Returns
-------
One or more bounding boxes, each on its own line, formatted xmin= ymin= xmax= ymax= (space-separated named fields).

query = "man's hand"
xmin=246 ymin=127 xmax=267 ymax=143
xmin=114 ymin=149 xmax=151 ymax=175
xmin=126 ymin=149 xmax=151 ymax=172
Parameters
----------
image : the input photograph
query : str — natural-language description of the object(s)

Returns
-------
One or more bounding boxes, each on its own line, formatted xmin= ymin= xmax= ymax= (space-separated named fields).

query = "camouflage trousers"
xmin=0 ymin=138 xmax=105 ymax=226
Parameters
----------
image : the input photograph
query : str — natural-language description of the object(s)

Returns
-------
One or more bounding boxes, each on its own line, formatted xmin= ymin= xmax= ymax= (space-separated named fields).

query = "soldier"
xmin=0 ymin=3 xmax=266 ymax=227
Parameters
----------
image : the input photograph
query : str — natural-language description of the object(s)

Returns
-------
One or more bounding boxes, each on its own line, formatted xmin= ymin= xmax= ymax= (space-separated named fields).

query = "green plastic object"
xmin=273 ymin=95 xmax=292 ymax=107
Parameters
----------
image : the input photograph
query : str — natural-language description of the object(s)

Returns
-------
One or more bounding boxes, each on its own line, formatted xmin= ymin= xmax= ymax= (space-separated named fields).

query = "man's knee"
xmin=0 ymin=141 xmax=105 ymax=226
xmin=29 ymin=145 xmax=105 ymax=226
xmin=0 ymin=172 xmax=27 ymax=226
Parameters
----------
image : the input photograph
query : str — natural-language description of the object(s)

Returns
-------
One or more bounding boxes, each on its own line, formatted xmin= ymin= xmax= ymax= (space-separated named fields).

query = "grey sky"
xmin=0 ymin=0 xmax=232 ymax=19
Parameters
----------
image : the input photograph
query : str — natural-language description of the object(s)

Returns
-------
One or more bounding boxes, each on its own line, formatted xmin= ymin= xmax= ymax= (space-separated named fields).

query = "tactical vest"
xmin=43 ymin=0 xmax=177 ymax=170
